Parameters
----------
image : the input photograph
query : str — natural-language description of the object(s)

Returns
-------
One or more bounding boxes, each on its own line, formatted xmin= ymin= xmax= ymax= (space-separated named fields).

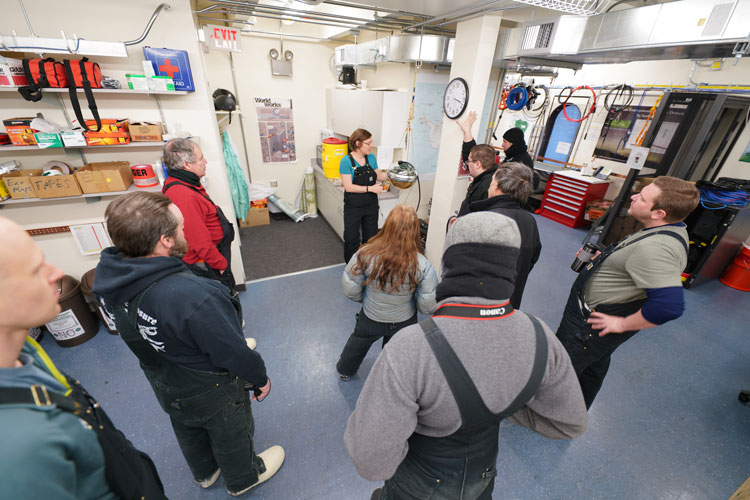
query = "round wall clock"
xmin=443 ymin=77 xmax=469 ymax=119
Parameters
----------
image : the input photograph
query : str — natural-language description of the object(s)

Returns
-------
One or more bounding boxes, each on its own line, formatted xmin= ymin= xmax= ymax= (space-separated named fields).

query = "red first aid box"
xmin=0 ymin=57 xmax=28 ymax=87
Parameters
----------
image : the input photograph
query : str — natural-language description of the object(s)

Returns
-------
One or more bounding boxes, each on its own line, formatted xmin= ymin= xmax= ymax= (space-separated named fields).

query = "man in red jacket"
xmin=162 ymin=138 xmax=237 ymax=292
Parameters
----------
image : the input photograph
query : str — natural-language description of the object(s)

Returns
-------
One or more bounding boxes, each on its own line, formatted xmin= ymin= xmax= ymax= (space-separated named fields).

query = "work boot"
xmin=197 ymin=468 xmax=220 ymax=488
xmin=246 ymin=338 xmax=256 ymax=350
xmin=226 ymin=446 xmax=285 ymax=496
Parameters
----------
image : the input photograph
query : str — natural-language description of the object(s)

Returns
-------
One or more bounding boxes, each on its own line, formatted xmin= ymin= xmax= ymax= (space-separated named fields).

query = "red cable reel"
xmin=562 ymin=85 xmax=597 ymax=122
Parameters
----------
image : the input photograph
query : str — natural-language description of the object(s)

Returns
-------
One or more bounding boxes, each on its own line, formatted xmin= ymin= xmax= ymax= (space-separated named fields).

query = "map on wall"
xmin=408 ymin=71 xmax=499 ymax=178
xmin=409 ymin=78 xmax=448 ymax=176
xmin=255 ymin=97 xmax=296 ymax=163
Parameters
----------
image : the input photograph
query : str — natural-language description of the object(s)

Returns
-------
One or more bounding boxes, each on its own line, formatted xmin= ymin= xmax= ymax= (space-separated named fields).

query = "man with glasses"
xmin=457 ymin=111 xmax=499 ymax=216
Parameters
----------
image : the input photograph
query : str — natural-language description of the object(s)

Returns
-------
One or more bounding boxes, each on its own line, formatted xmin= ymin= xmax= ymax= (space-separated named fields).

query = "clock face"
xmin=443 ymin=77 xmax=469 ymax=119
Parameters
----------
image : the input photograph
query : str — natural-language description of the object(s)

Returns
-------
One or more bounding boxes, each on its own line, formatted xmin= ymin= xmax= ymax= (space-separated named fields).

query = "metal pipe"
xmin=203 ymin=3 xmax=413 ymax=30
xmin=321 ymin=0 xmax=430 ymax=19
xmin=18 ymin=0 xmax=36 ymax=36
xmin=124 ymin=3 xmax=171 ymax=46
xmin=197 ymin=13 xmax=364 ymax=31
xmin=430 ymin=5 xmax=527 ymax=28
xmin=403 ymin=0 xmax=503 ymax=31
xmin=240 ymin=28 xmax=331 ymax=41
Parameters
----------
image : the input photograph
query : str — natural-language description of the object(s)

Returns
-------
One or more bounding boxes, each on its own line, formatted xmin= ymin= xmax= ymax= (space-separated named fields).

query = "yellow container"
xmin=322 ymin=138 xmax=348 ymax=178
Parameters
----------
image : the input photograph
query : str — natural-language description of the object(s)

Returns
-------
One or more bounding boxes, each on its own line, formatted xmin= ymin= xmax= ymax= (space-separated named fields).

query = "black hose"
xmin=604 ymin=84 xmax=634 ymax=113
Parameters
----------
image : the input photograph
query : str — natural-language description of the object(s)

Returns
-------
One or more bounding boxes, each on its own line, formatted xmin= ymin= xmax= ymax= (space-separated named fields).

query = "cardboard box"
xmin=29 ymin=173 xmax=82 ymax=198
xmin=0 ymin=57 xmax=28 ymax=87
xmin=1 ymin=169 xmax=42 ymax=199
xmin=60 ymin=129 xmax=87 ymax=147
xmin=34 ymin=133 xmax=63 ymax=149
xmin=3 ymin=117 xmax=38 ymax=146
xmin=239 ymin=207 xmax=270 ymax=227
xmin=75 ymin=162 xmax=133 ymax=193
xmin=84 ymin=119 xmax=129 ymax=146
xmin=129 ymin=122 xmax=163 ymax=142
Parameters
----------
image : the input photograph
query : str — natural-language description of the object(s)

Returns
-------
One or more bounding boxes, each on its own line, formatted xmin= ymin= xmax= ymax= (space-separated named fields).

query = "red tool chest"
xmin=538 ymin=170 xmax=610 ymax=228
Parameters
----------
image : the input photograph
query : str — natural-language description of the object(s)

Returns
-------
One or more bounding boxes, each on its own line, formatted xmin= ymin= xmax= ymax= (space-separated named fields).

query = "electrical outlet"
xmin=270 ymin=179 xmax=278 ymax=187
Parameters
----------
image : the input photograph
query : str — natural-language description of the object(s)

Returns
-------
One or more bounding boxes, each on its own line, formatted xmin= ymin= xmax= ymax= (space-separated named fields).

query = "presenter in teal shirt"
xmin=340 ymin=128 xmax=387 ymax=263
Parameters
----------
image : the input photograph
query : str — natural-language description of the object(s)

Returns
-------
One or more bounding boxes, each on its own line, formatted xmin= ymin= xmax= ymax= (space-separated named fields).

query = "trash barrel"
xmin=45 ymin=275 xmax=99 ymax=347
xmin=720 ymin=243 xmax=750 ymax=292
xmin=81 ymin=268 xmax=118 ymax=334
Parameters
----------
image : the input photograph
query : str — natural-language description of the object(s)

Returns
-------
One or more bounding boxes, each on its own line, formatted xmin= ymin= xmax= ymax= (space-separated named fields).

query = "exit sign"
xmin=205 ymin=25 xmax=242 ymax=53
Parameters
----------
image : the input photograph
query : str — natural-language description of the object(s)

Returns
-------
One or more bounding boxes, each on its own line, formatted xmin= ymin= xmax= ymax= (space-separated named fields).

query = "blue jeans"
xmin=156 ymin=374 xmax=265 ymax=491
xmin=336 ymin=311 xmax=417 ymax=377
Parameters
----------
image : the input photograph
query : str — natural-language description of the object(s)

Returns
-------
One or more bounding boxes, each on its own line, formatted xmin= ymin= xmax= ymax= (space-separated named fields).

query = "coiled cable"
xmin=699 ymin=188 xmax=749 ymax=210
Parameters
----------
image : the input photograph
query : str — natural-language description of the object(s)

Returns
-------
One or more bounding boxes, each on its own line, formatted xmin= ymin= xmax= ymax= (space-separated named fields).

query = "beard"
xmin=169 ymin=235 xmax=189 ymax=259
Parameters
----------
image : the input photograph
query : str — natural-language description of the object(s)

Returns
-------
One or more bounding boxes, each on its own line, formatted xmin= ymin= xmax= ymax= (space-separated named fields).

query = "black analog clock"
xmin=443 ymin=77 xmax=469 ymax=119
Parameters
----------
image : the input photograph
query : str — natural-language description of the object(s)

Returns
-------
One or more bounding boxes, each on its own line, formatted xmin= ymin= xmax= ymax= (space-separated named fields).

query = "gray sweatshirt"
xmin=344 ymin=297 xmax=588 ymax=481
xmin=342 ymin=252 xmax=438 ymax=323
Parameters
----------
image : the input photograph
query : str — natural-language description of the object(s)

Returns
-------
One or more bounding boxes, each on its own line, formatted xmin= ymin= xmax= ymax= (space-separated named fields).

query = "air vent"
xmin=521 ymin=22 xmax=555 ymax=50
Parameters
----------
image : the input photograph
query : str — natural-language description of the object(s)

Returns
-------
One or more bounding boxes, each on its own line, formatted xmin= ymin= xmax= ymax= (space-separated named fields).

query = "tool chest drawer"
xmin=538 ymin=170 xmax=609 ymax=228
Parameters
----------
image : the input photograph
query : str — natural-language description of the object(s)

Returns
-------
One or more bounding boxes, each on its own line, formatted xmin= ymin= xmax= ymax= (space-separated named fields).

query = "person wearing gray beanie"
xmin=467 ymin=163 xmax=542 ymax=309
xmin=345 ymin=212 xmax=587 ymax=500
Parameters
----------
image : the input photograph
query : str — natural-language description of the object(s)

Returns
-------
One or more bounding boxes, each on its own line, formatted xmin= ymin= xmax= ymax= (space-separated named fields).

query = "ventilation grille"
xmin=521 ymin=22 xmax=555 ymax=51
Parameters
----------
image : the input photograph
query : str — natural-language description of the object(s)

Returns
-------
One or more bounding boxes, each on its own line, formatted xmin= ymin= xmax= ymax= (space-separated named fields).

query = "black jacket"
xmin=469 ymin=194 xmax=542 ymax=309
xmin=93 ymin=248 xmax=267 ymax=386
xmin=458 ymin=139 xmax=497 ymax=216
xmin=502 ymin=143 xmax=539 ymax=190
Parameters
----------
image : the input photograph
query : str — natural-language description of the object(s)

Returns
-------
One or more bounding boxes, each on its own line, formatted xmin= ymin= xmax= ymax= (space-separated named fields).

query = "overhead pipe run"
xmin=195 ymin=1 xmax=451 ymax=36
xmin=124 ymin=3 xmax=171 ymax=46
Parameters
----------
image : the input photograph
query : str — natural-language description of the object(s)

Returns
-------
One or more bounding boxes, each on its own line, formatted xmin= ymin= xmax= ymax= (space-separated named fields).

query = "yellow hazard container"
xmin=322 ymin=137 xmax=348 ymax=179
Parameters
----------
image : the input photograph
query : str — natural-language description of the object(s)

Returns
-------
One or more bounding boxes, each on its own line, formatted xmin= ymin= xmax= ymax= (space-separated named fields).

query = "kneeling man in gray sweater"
xmin=344 ymin=212 xmax=587 ymax=500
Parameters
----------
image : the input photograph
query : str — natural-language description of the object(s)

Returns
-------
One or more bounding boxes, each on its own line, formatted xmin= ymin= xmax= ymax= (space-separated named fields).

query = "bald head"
xmin=0 ymin=217 xmax=64 ymax=333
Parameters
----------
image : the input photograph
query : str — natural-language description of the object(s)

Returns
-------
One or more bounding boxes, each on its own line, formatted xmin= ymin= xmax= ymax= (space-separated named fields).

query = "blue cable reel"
xmin=506 ymin=86 xmax=529 ymax=111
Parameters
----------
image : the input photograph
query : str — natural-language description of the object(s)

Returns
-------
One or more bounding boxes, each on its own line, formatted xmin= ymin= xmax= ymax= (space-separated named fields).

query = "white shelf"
xmin=0 ymin=183 xmax=162 ymax=206
xmin=0 ymin=86 xmax=188 ymax=95
xmin=0 ymin=142 xmax=164 ymax=152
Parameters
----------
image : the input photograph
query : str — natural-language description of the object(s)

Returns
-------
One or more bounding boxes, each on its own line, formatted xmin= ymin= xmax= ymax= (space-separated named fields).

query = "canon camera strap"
xmin=432 ymin=301 xmax=514 ymax=320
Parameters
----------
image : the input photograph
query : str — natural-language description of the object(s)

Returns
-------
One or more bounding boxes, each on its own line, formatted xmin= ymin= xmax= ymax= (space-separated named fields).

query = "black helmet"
xmin=213 ymin=88 xmax=237 ymax=112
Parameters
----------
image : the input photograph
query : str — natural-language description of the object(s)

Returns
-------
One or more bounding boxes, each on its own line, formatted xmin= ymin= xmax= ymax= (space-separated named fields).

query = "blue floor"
xmin=40 ymin=214 xmax=750 ymax=499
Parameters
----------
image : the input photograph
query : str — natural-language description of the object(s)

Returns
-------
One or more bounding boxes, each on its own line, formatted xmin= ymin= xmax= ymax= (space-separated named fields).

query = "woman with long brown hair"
xmin=337 ymin=204 xmax=437 ymax=380
xmin=339 ymin=128 xmax=388 ymax=264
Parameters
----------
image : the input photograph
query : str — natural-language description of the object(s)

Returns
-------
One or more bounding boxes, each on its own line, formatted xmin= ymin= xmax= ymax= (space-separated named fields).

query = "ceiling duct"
xmin=334 ymin=34 xmax=452 ymax=67
xmin=501 ymin=0 xmax=750 ymax=67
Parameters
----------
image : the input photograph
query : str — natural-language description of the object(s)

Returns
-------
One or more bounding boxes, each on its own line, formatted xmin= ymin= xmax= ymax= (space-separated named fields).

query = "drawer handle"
xmin=544 ymin=205 xmax=576 ymax=218
xmin=547 ymin=196 xmax=580 ymax=211
xmin=547 ymin=199 xmax=580 ymax=211
xmin=550 ymin=185 xmax=585 ymax=198
xmin=551 ymin=180 xmax=586 ymax=193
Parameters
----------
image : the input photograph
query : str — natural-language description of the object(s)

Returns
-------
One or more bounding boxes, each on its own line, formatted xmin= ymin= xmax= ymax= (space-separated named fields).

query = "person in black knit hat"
xmin=501 ymin=127 xmax=538 ymax=190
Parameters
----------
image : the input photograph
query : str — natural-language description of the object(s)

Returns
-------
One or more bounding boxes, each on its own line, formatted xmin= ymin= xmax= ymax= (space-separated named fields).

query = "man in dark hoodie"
xmin=456 ymin=111 xmax=498 ymax=216
xmin=345 ymin=212 xmax=586 ymax=500
xmin=93 ymin=191 xmax=284 ymax=497
xmin=469 ymin=162 xmax=541 ymax=309
xmin=162 ymin=138 xmax=237 ymax=292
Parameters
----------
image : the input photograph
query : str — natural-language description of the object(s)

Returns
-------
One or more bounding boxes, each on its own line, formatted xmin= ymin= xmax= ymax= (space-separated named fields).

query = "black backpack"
xmin=0 ymin=378 xmax=167 ymax=499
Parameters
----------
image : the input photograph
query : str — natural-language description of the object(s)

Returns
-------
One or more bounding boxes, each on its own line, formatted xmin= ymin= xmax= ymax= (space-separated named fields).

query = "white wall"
xmin=202 ymin=19 xmax=340 ymax=203
xmin=0 ymin=0 xmax=238 ymax=280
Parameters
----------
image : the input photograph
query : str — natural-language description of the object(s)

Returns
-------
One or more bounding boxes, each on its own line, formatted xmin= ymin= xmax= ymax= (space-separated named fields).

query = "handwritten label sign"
xmin=205 ymin=24 xmax=242 ymax=53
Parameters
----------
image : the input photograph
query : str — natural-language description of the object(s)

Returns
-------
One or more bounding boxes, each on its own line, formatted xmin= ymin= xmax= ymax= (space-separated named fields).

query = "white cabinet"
xmin=313 ymin=162 xmax=399 ymax=241
xmin=325 ymin=88 xmax=410 ymax=147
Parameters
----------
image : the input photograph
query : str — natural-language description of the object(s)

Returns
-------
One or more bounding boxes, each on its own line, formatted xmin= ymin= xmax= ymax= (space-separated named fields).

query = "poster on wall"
xmin=739 ymin=142 xmax=750 ymax=163
xmin=255 ymin=97 xmax=296 ymax=163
